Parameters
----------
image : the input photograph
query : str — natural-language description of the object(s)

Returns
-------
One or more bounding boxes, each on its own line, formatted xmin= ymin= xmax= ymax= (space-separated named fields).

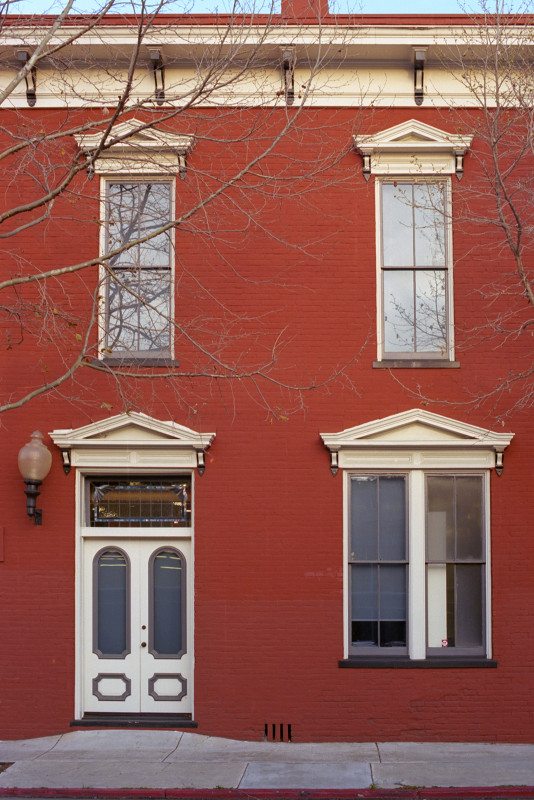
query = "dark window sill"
xmin=92 ymin=358 xmax=180 ymax=368
xmin=373 ymin=360 xmax=460 ymax=369
xmin=71 ymin=713 xmax=197 ymax=728
xmin=339 ymin=657 xmax=497 ymax=669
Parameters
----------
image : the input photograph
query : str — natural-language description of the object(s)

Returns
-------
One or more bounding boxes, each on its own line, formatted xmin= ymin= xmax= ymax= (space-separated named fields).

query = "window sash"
xmin=347 ymin=471 xmax=489 ymax=659
xmin=349 ymin=475 xmax=408 ymax=654
xmin=102 ymin=180 xmax=173 ymax=359
xmin=378 ymin=179 xmax=452 ymax=360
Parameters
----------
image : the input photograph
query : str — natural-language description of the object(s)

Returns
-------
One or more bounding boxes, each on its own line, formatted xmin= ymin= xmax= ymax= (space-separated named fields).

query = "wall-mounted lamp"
xmin=196 ymin=450 xmax=206 ymax=476
xmin=495 ymin=449 xmax=504 ymax=476
xmin=282 ymin=49 xmax=295 ymax=106
xmin=18 ymin=431 xmax=52 ymax=525
xmin=329 ymin=450 xmax=339 ymax=477
xmin=413 ymin=48 xmax=426 ymax=107
xmin=16 ymin=50 xmax=37 ymax=107
xmin=150 ymin=50 xmax=165 ymax=105
xmin=60 ymin=448 xmax=71 ymax=475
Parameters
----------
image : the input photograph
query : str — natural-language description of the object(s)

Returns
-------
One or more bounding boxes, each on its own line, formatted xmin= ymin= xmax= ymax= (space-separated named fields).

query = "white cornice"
xmin=354 ymin=119 xmax=473 ymax=177
xmin=74 ymin=119 xmax=194 ymax=176
xmin=51 ymin=411 xmax=215 ymax=450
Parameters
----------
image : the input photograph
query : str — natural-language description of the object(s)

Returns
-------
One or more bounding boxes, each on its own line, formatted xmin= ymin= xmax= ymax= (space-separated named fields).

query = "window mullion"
xmin=408 ymin=468 xmax=426 ymax=659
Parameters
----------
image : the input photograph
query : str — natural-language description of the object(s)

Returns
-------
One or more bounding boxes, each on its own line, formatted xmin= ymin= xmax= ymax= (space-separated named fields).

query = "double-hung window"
xmin=74 ymin=119 xmax=194 ymax=364
xmin=104 ymin=181 xmax=173 ymax=360
xmin=353 ymin=120 xmax=473 ymax=366
xmin=349 ymin=471 xmax=486 ymax=657
xmin=380 ymin=180 xmax=450 ymax=359
xmin=321 ymin=408 xmax=514 ymax=665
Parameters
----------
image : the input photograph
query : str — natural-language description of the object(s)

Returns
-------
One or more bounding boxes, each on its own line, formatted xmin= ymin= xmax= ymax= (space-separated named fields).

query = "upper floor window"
xmin=73 ymin=119 xmax=194 ymax=364
xmin=353 ymin=120 xmax=473 ymax=366
xmin=104 ymin=181 xmax=173 ymax=360
xmin=380 ymin=180 xmax=450 ymax=359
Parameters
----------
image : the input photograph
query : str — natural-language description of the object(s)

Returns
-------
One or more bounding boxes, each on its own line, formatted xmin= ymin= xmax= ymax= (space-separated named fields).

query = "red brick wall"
xmin=1 ymin=106 xmax=533 ymax=741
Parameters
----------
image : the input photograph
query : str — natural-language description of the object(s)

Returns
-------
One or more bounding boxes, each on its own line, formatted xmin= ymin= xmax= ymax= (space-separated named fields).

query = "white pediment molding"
xmin=320 ymin=409 xmax=514 ymax=474
xmin=74 ymin=119 xmax=194 ymax=177
xmin=50 ymin=412 xmax=215 ymax=471
xmin=353 ymin=120 xmax=472 ymax=178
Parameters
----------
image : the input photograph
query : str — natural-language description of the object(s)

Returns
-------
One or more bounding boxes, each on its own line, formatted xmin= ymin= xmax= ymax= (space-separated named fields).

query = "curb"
xmin=1 ymin=789 xmax=534 ymax=799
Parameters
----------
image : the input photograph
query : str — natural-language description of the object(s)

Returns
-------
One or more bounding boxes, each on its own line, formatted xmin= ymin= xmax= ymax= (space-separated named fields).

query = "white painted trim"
xmin=484 ymin=473 xmax=492 ymax=659
xmin=74 ymin=119 xmax=194 ymax=177
xmin=409 ymin=469 xmax=426 ymax=660
xmin=355 ymin=120 xmax=472 ymax=178
xmin=321 ymin=408 xmax=514 ymax=456
xmin=342 ymin=471 xmax=350 ymax=658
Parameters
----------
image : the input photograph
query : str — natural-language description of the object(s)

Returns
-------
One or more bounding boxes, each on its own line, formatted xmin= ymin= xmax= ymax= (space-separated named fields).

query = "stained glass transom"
xmin=89 ymin=477 xmax=191 ymax=527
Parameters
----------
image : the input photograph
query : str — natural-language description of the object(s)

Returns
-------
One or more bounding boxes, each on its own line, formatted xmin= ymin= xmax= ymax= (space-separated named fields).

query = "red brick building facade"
xmin=0 ymin=4 xmax=532 ymax=742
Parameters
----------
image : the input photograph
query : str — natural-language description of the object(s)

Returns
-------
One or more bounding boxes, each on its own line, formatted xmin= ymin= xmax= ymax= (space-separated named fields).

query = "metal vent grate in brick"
xmin=264 ymin=723 xmax=291 ymax=742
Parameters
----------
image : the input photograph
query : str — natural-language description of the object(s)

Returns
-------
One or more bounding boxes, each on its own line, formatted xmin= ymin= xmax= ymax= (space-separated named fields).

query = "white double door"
xmin=82 ymin=536 xmax=192 ymax=715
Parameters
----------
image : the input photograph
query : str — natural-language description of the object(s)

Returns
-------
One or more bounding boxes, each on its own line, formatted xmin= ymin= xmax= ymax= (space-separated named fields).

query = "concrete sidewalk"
xmin=1 ymin=730 xmax=534 ymax=796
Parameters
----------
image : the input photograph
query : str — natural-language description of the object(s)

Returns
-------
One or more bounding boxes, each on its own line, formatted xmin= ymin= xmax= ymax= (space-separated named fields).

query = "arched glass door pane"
xmin=94 ymin=549 xmax=130 ymax=657
xmin=150 ymin=549 xmax=185 ymax=657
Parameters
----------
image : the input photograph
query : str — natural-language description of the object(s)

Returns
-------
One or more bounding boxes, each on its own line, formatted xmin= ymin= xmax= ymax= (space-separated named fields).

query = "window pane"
xmin=351 ymin=564 xmax=378 ymax=646
xmin=456 ymin=564 xmax=483 ymax=647
xmin=350 ymin=477 xmax=378 ymax=560
xmin=138 ymin=184 xmax=172 ymax=267
xmin=380 ymin=564 xmax=406 ymax=647
xmin=414 ymin=270 xmax=446 ymax=353
xmin=456 ymin=476 xmax=483 ymax=560
xmin=427 ymin=563 xmax=448 ymax=647
xmin=427 ymin=476 xmax=455 ymax=561
xmin=105 ymin=182 xmax=172 ymax=356
xmin=382 ymin=183 xmax=413 ymax=267
xmin=152 ymin=549 xmax=184 ymax=656
xmin=89 ymin=477 xmax=192 ymax=527
xmin=379 ymin=477 xmax=406 ymax=560
xmin=96 ymin=549 xmax=128 ymax=656
xmin=413 ymin=183 xmax=446 ymax=267
xmin=383 ymin=270 xmax=415 ymax=352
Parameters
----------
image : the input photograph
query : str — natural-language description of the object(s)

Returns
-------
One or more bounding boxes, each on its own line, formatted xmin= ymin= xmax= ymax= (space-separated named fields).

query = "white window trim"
xmin=320 ymin=408 xmax=514 ymax=661
xmin=98 ymin=177 xmax=177 ymax=361
xmin=353 ymin=119 xmax=472 ymax=179
xmin=375 ymin=176 xmax=455 ymax=362
xmin=74 ymin=119 xmax=195 ymax=362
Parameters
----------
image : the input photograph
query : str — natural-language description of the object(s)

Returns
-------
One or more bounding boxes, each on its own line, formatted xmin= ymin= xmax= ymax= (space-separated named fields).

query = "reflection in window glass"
xmin=105 ymin=182 xmax=172 ymax=357
xmin=95 ymin=549 xmax=128 ymax=656
xmin=381 ymin=181 xmax=448 ymax=357
xmin=350 ymin=476 xmax=407 ymax=650
xmin=426 ymin=476 xmax=484 ymax=650
xmin=89 ymin=477 xmax=191 ymax=527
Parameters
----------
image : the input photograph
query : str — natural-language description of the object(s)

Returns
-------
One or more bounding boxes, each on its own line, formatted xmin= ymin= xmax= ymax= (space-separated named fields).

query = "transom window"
xmin=89 ymin=477 xmax=191 ymax=527
xmin=103 ymin=181 xmax=173 ymax=359
xmin=380 ymin=180 xmax=451 ymax=359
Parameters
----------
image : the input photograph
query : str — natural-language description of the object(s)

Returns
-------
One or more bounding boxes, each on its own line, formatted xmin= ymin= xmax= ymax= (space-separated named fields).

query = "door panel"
xmin=83 ymin=537 xmax=192 ymax=715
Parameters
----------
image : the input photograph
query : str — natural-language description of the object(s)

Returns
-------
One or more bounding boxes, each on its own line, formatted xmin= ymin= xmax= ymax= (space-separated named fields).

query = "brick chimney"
xmin=281 ymin=0 xmax=329 ymax=20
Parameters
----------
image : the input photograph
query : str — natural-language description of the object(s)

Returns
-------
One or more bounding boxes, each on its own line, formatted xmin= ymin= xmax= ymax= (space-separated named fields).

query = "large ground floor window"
xmin=349 ymin=471 xmax=487 ymax=659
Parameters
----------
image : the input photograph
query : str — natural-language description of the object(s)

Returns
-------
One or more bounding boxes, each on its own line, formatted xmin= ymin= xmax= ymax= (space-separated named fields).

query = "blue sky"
xmin=9 ymin=0 xmax=469 ymax=15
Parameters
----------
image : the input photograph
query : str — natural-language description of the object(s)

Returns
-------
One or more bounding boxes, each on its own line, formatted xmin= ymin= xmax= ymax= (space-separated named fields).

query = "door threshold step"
xmin=71 ymin=714 xmax=198 ymax=728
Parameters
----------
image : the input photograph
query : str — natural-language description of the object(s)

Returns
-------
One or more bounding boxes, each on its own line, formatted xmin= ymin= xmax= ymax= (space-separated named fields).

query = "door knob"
xmin=141 ymin=642 xmax=147 ymax=647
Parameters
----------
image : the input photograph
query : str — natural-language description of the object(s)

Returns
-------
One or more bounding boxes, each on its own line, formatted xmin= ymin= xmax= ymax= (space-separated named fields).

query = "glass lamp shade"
xmin=18 ymin=431 xmax=52 ymax=482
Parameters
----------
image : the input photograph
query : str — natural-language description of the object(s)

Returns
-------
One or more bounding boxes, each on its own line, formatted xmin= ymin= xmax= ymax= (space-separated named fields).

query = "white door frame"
xmin=74 ymin=467 xmax=195 ymax=720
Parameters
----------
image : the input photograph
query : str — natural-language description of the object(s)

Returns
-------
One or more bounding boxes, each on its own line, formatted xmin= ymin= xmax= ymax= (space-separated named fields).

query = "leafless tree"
xmin=432 ymin=4 xmax=534 ymax=416
xmin=0 ymin=0 xmax=360 ymax=421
